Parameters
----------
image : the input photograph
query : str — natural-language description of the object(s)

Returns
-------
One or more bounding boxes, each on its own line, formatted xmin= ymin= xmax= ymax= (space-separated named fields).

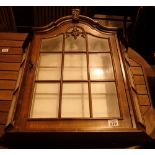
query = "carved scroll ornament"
xmin=66 ymin=25 xmax=86 ymax=40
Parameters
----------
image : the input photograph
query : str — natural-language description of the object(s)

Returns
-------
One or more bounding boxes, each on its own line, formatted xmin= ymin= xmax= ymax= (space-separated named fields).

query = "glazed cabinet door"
xmin=16 ymin=19 xmax=134 ymax=132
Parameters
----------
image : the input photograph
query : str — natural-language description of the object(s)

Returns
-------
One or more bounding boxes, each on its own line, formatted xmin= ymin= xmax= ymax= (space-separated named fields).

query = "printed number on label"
xmin=2 ymin=48 xmax=9 ymax=53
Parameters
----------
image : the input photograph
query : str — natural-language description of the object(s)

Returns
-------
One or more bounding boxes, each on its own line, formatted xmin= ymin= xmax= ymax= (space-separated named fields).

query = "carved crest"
xmin=72 ymin=9 xmax=80 ymax=21
xmin=66 ymin=25 xmax=86 ymax=40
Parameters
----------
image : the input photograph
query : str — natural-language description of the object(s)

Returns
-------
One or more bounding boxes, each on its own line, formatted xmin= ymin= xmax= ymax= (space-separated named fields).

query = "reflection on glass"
xmin=65 ymin=35 xmax=86 ymax=51
xmin=62 ymin=83 xmax=90 ymax=118
xmin=89 ymin=54 xmax=114 ymax=80
xmin=63 ymin=54 xmax=87 ymax=80
xmin=88 ymin=34 xmax=110 ymax=52
xmin=30 ymin=83 xmax=59 ymax=118
xmin=40 ymin=35 xmax=63 ymax=52
xmin=90 ymin=68 xmax=104 ymax=80
xmin=91 ymin=82 xmax=120 ymax=118
xmin=92 ymin=68 xmax=104 ymax=76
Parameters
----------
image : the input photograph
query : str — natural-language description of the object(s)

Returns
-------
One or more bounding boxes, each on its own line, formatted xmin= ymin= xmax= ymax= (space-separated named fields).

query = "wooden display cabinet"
xmin=0 ymin=9 xmax=155 ymax=148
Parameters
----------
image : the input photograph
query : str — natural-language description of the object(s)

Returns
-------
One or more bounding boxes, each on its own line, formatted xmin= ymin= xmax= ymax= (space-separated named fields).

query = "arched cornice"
xmin=32 ymin=9 xmax=119 ymax=34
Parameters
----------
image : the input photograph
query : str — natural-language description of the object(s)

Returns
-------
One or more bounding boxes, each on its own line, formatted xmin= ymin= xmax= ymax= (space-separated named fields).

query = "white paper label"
xmin=108 ymin=119 xmax=119 ymax=127
xmin=2 ymin=48 xmax=9 ymax=53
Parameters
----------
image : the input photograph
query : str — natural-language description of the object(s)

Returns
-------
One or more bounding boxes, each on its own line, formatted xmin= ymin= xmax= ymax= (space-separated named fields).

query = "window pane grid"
xmin=40 ymin=35 xmax=63 ymax=52
xmin=30 ymin=32 xmax=120 ymax=119
xmin=40 ymin=51 xmax=62 ymax=53
xmin=65 ymin=31 xmax=86 ymax=51
xmin=39 ymin=51 xmax=111 ymax=53
xmin=62 ymin=82 xmax=90 ymax=118
xmin=87 ymin=34 xmax=110 ymax=52
xmin=91 ymin=82 xmax=120 ymax=118
xmin=85 ymin=35 xmax=93 ymax=118
xmin=65 ymin=51 xmax=86 ymax=53
xmin=58 ymin=34 xmax=65 ymax=118
xmin=30 ymin=82 xmax=60 ymax=118
xmin=63 ymin=54 xmax=88 ymax=80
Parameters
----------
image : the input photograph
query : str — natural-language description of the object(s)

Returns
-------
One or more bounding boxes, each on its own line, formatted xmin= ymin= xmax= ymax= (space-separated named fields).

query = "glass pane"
xmin=62 ymin=83 xmax=90 ymax=118
xmin=35 ymin=83 xmax=59 ymax=94
xmin=37 ymin=54 xmax=61 ymax=80
xmin=88 ymin=34 xmax=110 ymax=52
xmin=40 ymin=35 xmax=63 ymax=52
xmin=63 ymin=54 xmax=87 ymax=80
xmin=39 ymin=54 xmax=61 ymax=67
xmin=30 ymin=83 xmax=59 ymax=118
xmin=30 ymin=94 xmax=59 ymax=118
xmin=63 ymin=68 xmax=87 ymax=80
xmin=89 ymin=54 xmax=114 ymax=80
xmin=91 ymin=82 xmax=120 ymax=118
xmin=37 ymin=68 xmax=61 ymax=80
xmin=65 ymin=35 xmax=86 ymax=51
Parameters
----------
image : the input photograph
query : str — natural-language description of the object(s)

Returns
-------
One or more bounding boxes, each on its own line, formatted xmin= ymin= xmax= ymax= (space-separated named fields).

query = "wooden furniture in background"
xmin=0 ymin=32 xmax=30 ymax=138
xmin=0 ymin=7 xmax=16 ymax=32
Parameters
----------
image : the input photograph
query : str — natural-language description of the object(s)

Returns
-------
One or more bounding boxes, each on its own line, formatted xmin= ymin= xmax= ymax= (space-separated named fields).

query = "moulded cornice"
xmin=32 ymin=13 xmax=119 ymax=34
